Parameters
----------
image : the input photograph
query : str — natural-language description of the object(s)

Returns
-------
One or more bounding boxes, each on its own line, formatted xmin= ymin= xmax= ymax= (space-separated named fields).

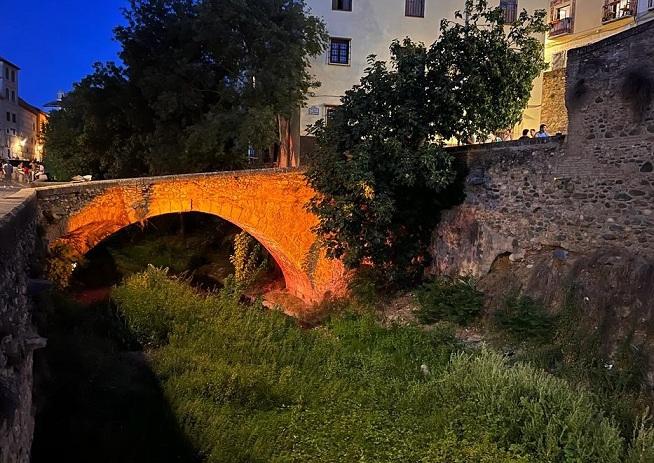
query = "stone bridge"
xmin=36 ymin=168 xmax=346 ymax=303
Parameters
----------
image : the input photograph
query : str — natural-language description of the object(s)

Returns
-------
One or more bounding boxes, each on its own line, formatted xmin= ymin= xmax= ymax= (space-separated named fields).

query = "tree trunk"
xmin=277 ymin=114 xmax=299 ymax=168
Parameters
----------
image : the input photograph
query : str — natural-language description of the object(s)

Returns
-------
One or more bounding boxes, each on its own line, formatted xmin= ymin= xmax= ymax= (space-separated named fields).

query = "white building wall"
xmin=302 ymin=0 xmax=548 ymax=139
xmin=0 ymin=60 xmax=21 ymax=159
xmin=637 ymin=0 xmax=654 ymax=22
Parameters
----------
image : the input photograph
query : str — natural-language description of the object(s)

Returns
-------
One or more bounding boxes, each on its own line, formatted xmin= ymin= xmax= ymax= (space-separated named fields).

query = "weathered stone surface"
xmin=432 ymin=21 xmax=654 ymax=385
xmin=36 ymin=169 xmax=346 ymax=305
xmin=0 ymin=190 xmax=39 ymax=463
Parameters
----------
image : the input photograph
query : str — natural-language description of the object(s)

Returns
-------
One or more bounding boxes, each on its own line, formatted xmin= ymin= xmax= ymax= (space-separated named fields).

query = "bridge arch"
xmin=37 ymin=169 xmax=346 ymax=304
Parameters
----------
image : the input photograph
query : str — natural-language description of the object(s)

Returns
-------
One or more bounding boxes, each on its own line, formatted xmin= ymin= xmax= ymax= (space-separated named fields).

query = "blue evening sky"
xmin=3 ymin=0 xmax=128 ymax=109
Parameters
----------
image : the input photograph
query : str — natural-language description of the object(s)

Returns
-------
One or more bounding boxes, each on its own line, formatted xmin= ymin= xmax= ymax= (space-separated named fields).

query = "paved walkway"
xmin=0 ymin=183 xmax=34 ymax=219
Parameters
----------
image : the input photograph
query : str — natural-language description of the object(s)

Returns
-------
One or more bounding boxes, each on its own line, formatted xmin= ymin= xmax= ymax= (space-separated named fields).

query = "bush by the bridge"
xmin=108 ymin=267 xmax=650 ymax=462
xmin=306 ymin=1 xmax=549 ymax=286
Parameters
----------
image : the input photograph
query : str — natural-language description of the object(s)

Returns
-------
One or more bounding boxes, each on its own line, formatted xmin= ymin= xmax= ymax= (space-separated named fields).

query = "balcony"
xmin=602 ymin=0 xmax=636 ymax=23
xmin=550 ymin=17 xmax=573 ymax=36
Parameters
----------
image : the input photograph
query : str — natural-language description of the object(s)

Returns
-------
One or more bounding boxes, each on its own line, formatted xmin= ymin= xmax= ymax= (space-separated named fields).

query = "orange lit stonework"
xmin=37 ymin=170 xmax=347 ymax=304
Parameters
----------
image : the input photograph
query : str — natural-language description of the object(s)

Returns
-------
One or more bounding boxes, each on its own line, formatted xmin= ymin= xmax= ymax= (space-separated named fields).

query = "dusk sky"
xmin=4 ymin=0 xmax=128 ymax=109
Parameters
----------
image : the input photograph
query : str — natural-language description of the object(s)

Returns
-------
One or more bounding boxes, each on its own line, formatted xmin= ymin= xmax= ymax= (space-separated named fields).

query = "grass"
xmin=105 ymin=267 xmax=651 ymax=462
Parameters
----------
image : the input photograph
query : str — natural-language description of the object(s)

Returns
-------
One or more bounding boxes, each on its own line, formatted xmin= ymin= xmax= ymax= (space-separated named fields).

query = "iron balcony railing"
xmin=602 ymin=0 xmax=636 ymax=22
xmin=550 ymin=17 xmax=573 ymax=36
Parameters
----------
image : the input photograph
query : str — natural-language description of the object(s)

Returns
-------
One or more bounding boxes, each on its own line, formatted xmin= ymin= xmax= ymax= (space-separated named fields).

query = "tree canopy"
xmin=45 ymin=0 xmax=327 ymax=180
xmin=306 ymin=0 xmax=548 ymax=285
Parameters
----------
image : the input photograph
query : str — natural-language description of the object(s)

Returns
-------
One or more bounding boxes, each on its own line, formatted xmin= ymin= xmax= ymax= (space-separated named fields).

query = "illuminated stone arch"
xmin=37 ymin=169 xmax=346 ymax=304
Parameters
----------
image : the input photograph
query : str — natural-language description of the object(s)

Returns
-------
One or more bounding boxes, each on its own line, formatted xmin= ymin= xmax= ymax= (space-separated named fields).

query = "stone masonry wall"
xmin=434 ymin=20 xmax=654 ymax=277
xmin=36 ymin=169 xmax=346 ymax=306
xmin=541 ymin=68 xmax=568 ymax=135
xmin=0 ymin=191 xmax=41 ymax=463
xmin=432 ymin=21 xmax=654 ymax=383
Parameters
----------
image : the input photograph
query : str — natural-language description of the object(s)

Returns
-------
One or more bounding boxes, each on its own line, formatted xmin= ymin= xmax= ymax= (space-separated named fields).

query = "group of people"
xmin=2 ymin=160 xmax=46 ymax=183
xmin=519 ymin=124 xmax=551 ymax=140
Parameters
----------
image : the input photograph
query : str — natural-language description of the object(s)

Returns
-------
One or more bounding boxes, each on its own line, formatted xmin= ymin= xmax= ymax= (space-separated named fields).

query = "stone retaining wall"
xmin=433 ymin=20 xmax=654 ymax=277
xmin=432 ymin=21 xmax=654 ymax=384
xmin=0 ymin=191 xmax=41 ymax=463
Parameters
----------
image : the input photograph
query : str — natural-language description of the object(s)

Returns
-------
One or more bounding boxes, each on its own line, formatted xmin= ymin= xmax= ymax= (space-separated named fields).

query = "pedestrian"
xmin=519 ymin=129 xmax=531 ymax=140
xmin=3 ymin=160 xmax=13 ymax=182
xmin=529 ymin=129 xmax=536 ymax=138
xmin=535 ymin=124 xmax=550 ymax=139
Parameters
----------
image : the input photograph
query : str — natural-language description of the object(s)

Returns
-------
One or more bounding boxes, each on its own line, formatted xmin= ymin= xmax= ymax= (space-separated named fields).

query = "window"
xmin=4 ymin=68 xmax=8 ymax=79
xmin=5 ymin=112 xmax=9 ymax=122
xmin=10 ymin=70 xmax=15 ymax=82
xmin=4 ymin=88 xmax=8 ymax=100
xmin=648 ymin=0 xmax=653 ymax=9
xmin=405 ymin=0 xmax=425 ymax=17
xmin=11 ymin=91 xmax=15 ymax=102
xmin=329 ymin=38 xmax=351 ymax=65
xmin=602 ymin=0 xmax=635 ymax=22
xmin=549 ymin=1 xmax=574 ymax=36
xmin=325 ymin=105 xmax=339 ymax=125
xmin=12 ymin=113 xmax=16 ymax=123
xmin=332 ymin=0 xmax=352 ymax=11
xmin=500 ymin=0 xmax=518 ymax=23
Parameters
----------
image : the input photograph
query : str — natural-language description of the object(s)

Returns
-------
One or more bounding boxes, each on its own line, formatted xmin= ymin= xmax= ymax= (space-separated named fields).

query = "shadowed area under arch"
xmin=37 ymin=169 xmax=346 ymax=305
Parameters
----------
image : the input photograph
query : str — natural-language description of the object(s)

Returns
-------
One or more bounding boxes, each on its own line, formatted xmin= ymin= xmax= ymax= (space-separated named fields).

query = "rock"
xmin=553 ymin=249 xmax=569 ymax=261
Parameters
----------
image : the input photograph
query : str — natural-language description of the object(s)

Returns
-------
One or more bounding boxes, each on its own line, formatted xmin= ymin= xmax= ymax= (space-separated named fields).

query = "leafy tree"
xmin=45 ymin=0 xmax=327 ymax=180
xmin=306 ymin=0 xmax=548 ymax=285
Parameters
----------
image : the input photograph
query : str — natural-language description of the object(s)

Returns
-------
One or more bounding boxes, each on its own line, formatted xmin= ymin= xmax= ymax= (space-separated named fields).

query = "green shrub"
xmin=416 ymin=277 xmax=484 ymax=325
xmin=111 ymin=266 xmax=202 ymax=347
xmin=434 ymin=350 xmax=624 ymax=463
xmin=495 ymin=294 xmax=556 ymax=341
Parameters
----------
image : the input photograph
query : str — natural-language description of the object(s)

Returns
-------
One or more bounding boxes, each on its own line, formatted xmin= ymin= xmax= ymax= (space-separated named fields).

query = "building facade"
xmin=541 ymin=0 xmax=654 ymax=132
xmin=0 ymin=57 xmax=47 ymax=161
xmin=299 ymin=0 xmax=548 ymax=157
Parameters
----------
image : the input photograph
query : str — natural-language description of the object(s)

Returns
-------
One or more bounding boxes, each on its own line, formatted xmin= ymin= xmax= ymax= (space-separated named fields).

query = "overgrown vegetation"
xmin=229 ymin=231 xmax=269 ymax=290
xmin=306 ymin=0 xmax=548 ymax=286
xmin=494 ymin=293 xmax=557 ymax=341
xmin=479 ymin=290 xmax=653 ymax=446
xmin=105 ymin=268 xmax=653 ymax=461
xmin=416 ymin=277 xmax=484 ymax=325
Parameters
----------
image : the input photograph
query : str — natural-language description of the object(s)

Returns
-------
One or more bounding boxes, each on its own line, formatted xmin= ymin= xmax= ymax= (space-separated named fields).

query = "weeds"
xmin=415 ymin=276 xmax=484 ymax=325
xmin=494 ymin=294 xmax=556 ymax=341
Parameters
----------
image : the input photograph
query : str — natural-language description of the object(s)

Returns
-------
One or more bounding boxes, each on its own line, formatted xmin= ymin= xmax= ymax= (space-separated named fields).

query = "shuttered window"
xmin=405 ymin=0 xmax=425 ymax=17
xmin=500 ymin=0 xmax=518 ymax=23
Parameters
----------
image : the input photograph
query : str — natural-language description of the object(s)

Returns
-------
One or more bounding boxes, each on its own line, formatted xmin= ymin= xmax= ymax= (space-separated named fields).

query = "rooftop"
xmin=0 ymin=56 xmax=20 ymax=70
